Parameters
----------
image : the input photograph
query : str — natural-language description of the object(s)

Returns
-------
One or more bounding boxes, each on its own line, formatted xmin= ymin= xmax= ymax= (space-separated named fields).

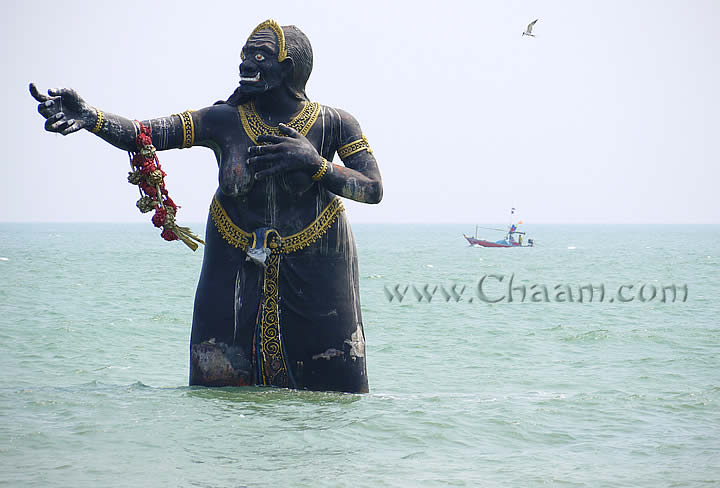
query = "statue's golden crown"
xmin=246 ymin=19 xmax=288 ymax=62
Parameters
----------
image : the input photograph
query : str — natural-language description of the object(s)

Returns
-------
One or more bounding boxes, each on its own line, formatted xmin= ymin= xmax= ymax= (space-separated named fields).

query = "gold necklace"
xmin=238 ymin=100 xmax=321 ymax=145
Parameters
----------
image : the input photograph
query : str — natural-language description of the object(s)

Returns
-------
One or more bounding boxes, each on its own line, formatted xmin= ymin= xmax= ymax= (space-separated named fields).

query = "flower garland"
xmin=127 ymin=122 xmax=205 ymax=251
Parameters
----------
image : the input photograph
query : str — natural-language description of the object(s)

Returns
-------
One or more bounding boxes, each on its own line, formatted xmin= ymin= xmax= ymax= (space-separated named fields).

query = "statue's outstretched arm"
xmin=30 ymin=83 xmax=195 ymax=153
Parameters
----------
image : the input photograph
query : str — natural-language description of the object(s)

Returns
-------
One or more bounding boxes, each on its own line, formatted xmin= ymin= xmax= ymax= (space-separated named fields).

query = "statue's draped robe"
xmin=188 ymin=103 xmax=368 ymax=392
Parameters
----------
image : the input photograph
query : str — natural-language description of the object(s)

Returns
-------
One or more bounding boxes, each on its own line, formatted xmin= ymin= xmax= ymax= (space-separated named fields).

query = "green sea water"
xmin=1 ymin=223 xmax=718 ymax=487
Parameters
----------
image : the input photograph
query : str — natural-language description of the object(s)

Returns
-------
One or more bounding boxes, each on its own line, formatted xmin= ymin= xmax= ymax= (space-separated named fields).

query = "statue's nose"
xmin=240 ymin=60 xmax=257 ymax=75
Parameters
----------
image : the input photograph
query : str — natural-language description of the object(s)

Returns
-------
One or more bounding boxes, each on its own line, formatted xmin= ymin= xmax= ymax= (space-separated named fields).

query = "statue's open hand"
xmin=29 ymin=83 xmax=95 ymax=136
xmin=248 ymin=124 xmax=321 ymax=180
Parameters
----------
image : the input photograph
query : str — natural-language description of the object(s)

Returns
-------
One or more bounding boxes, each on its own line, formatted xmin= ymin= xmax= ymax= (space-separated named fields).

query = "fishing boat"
xmin=464 ymin=209 xmax=534 ymax=248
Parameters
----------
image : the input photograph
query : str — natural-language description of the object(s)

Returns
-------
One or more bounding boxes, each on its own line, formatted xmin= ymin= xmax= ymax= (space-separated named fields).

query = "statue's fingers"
xmin=248 ymin=153 xmax=283 ymax=166
xmin=248 ymin=143 xmax=284 ymax=156
xmin=278 ymin=123 xmax=300 ymax=138
xmin=255 ymin=163 xmax=289 ymax=180
xmin=45 ymin=113 xmax=71 ymax=132
xmin=47 ymin=87 xmax=78 ymax=102
xmin=37 ymin=99 xmax=60 ymax=118
xmin=255 ymin=134 xmax=286 ymax=144
xmin=48 ymin=119 xmax=72 ymax=133
xmin=60 ymin=120 xmax=82 ymax=135
xmin=29 ymin=83 xmax=51 ymax=102
xmin=44 ymin=112 xmax=65 ymax=131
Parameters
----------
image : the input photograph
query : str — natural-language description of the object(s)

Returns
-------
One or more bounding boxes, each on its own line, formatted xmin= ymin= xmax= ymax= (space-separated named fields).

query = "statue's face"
xmin=238 ymin=29 xmax=286 ymax=96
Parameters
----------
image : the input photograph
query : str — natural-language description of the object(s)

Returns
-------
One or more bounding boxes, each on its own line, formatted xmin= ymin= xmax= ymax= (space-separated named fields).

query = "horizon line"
xmin=1 ymin=221 xmax=718 ymax=226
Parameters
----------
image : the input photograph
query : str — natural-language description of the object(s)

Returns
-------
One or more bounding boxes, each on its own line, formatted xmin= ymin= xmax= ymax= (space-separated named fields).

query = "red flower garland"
xmin=127 ymin=122 xmax=205 ymax=251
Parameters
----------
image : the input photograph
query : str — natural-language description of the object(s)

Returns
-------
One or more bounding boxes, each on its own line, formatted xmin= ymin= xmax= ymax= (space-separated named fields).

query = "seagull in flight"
xmin=523 ymin=19 xmax=538 ymax=37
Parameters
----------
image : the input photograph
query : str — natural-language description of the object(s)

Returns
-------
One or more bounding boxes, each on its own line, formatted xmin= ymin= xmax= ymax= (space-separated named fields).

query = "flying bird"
xmin=523 ymin=19 xmax=538 ymax=37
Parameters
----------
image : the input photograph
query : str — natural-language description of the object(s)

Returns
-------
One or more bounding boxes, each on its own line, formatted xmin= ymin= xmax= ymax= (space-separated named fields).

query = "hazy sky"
xmin=3 ymin=0 xmax=718 ymax=224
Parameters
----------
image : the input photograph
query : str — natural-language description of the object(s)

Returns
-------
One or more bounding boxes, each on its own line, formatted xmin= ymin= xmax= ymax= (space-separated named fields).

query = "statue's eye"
xmin=255 ymin=53 xmax=265 ymax=62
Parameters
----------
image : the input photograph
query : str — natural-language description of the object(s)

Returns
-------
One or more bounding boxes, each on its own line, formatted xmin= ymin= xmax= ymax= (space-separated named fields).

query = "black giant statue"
xmin=30 ymin=20 xmax=382 ymax=393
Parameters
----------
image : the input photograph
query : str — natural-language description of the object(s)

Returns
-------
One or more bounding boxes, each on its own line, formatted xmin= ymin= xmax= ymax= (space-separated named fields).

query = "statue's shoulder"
xmin=201 ymin=102 xmax=238 ymax=121
xmin=319 ymin=104 xmax=364 ymax=146
xmin=321 ymin=105 xmax=362 ymax=135
xmin=189 ymin=103 xmax=239 ymax=135
xmin=318 ymin=104 xmax=357 ymax=124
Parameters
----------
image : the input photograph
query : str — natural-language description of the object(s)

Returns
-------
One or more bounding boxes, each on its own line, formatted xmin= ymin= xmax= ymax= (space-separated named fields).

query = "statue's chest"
xmin=234 ymin=102 xmax=324 ymax=200
xmin=237 ymin=101 xmax=321 ymax=147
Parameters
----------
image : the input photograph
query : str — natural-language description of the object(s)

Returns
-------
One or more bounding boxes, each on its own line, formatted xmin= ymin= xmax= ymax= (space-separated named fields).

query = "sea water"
xmin=0 ymin=223 xmax=718 ymax=487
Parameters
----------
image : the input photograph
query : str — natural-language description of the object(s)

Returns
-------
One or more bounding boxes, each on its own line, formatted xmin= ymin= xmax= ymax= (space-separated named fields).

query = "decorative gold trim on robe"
xmin=238 ymin=101 xmax=320 ymax=145
xmin=210 ymin=196 xmax=344 ymax=253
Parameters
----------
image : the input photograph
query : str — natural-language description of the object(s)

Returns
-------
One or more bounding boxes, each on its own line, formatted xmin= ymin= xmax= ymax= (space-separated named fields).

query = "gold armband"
xmin=91 ymin=108 xmax=105 ymax=134
xmin=174 ymin=110 xmax=195 ymax=149
xmin=337 ymin=135 xmax=372 ymax=160
xmin=311 ymin=158 xmax=329 ymax=181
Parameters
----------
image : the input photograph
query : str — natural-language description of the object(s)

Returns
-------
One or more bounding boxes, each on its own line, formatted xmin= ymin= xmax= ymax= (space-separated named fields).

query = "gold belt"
xmin=210 ymin=195 xmax=344 ymax=254
xmin=209 ymin=194 xmax=345 ymax=389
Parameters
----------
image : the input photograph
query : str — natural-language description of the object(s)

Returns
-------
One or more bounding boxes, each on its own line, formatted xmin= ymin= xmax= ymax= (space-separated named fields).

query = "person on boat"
xmin=29 ymin=20 xmax=382 ymax=393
